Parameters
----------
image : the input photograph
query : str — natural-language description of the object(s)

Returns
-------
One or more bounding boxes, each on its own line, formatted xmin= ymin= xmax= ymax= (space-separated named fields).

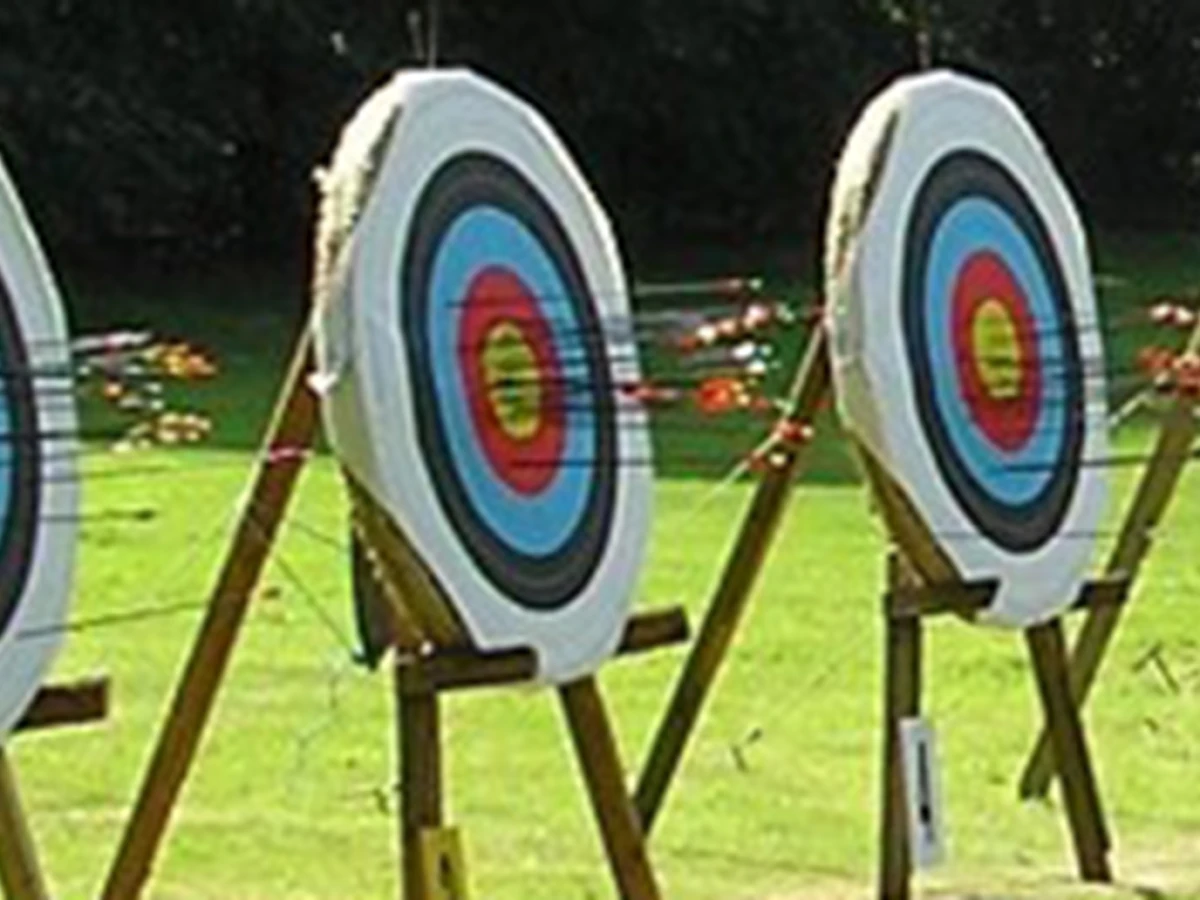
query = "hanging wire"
xmin=244 ymin=503 xmax=359 ymax=659
xmin=407 ymin=8 xmax=427 ymax=63
xmin=11 ymin=441 xmax=359 ymax=654
xmin=427 ymin=0 xmax=441 ymax=68
xmin=914 ymin=0 xmax=934 ymax=70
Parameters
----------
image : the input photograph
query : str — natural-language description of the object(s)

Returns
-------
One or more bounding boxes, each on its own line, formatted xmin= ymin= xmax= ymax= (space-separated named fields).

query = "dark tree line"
xmin=0 ymin=1 xmax=1197 ymax=272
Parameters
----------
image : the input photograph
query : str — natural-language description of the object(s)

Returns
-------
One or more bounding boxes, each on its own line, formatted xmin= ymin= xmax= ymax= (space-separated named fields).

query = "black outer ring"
xmin=400 ymin=153 xmax=617 ymax=612
xmin=0 ymin=274 xmax=41 ymax=637
xmin=901 ymin=150 xmax=1084 ymax=553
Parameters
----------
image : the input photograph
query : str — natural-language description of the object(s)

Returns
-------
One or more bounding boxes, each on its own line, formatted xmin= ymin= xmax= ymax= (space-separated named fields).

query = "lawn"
xmin=8 ymin=233 xmax=1200 ymax=898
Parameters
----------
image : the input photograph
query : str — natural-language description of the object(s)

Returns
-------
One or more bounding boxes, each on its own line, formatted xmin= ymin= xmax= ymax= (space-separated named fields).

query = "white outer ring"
xmin=315 ymin=70 xmax=651 ymax=683
xmin=0 ymin=156 xmax=78 ymax=741
xmin=826 ymin=71 xmax=1106 ymax=627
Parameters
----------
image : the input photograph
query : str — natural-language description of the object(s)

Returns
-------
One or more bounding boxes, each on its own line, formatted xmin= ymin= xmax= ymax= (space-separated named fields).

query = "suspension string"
xmin=243 ymin=500 xmax=359 ymax=659
xmin=14 ymin=496 xmax=239 ymax=641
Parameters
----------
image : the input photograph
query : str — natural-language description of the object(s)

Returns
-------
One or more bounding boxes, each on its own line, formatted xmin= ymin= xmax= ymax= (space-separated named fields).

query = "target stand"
xmin=629 ymin=68 xmax=1200 ymax=900
xmin=0 ymin=678 xmax=109 ymax=900
xmin=105 ymin=67 xmax=682 ymax=899
xmin=844 ymin=313 xmax=1200 ymax=898
xmin=633 ymin=321 xmax=1183 ymax=897
xmin=100 ymin=334 xmax=688 ymax=900
xmin=821 ymin=67 xmax=1193 ymax=898
xmin=346 ymin=438 xmax=688 ymax=900
xmin=863 ymin=454 xmax=1128 ymax=899
xmin=385 ymin=604 xmax=690 ymax=900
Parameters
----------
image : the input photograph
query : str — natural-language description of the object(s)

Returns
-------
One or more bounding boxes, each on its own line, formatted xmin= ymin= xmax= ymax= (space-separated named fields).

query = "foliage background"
xmin=2 ymin=1 xmax=1199 ymax=272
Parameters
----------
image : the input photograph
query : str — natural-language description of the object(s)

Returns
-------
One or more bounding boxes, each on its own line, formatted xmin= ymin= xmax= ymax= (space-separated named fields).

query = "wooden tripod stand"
xmin=391 ymin=609 xmax=688 ymax=900
xmin=876 ymin=554 xmax=1127 ymax=899
xmin=632 ymin=317 xmax=1198 ymax=896
xmin=858 ymin=433 xmax=1131 ymax=897
xmin=101 ymin=331 xmax=688 ymax=899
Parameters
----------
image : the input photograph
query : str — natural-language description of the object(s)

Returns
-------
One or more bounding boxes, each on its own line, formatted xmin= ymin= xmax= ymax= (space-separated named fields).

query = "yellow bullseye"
xmin=971 ymin=298 xmax=1023 ymax=400
xmin=481 ymin=321 xmax=543 ymax=440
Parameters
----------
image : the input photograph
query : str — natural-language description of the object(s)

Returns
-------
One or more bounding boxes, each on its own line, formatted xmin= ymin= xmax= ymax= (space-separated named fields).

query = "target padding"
xmin=825 ymin=70 xmax=1107 ymax=628
xmin=314 ymin=70 xmax=651 ymax=683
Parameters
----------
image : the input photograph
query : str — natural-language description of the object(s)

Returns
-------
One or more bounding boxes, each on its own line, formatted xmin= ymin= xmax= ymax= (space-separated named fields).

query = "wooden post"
xmin=560 ymin=678 xmax=661 ymax=900
xmin=1019 ymin=322 xmax=1200 ymax=799
xmin=103 ymin=335 xmax=320 ymax=899
xmin=396 ymin=663 xmax=443 ymax=900
xmin=635 ymin=325 xmax=830 ymax=832
xmin=880 ymin=556 xmax=922 ymax=900
xmin=1025 ymin=621 xmax=1112 ymax=882
xmin=0 ymin=748 xmax=49 ymax=900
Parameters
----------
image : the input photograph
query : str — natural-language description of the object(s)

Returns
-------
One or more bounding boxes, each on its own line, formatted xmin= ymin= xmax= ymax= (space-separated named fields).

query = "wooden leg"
xmin=635 ymin=327 xmax=830 ymax=833
xmin=560 ymin=678 xmax=661 ymax=900
xmin=880 ymin=606 xmax=921 ymax=900
xmin=103 ymin=336 xmax=319 ymax=899
xmin=1020 ymin=352 xmax=1199 ymax=798
xmin=396 ymin=665 xmax=442 ymax=900
xmin=0 ymin=749 xmax=48 ymax=900
xmin=1025 ymin=621 xmax=1112 ymax=882
xmin=1019 ymin=605 xmax=1122 ymax=799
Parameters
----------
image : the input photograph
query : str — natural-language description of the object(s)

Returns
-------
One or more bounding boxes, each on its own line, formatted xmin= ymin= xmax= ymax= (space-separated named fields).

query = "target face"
xmin=402 ymin=153 xmax=618 ymax=609
xmin=904 ymin=149 xmax=1086 ymax=552
xmin=0 ymin=158 xmax=78 ymax=741
xmin=826 ymin=71 xmax=1106 ymax=627
xmin=315 ymin=70 xmax=650 ymax=682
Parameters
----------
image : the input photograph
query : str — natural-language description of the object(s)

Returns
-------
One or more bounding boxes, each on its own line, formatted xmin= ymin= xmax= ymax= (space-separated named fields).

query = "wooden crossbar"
xmin=17 ymin=679 xmax=109 ymax=734
xmin=399 ymin=608 xmax=690 ymax=695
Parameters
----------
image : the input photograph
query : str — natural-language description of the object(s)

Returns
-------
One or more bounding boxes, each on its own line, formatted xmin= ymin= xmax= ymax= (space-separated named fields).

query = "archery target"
xmin=314 ymin=70 xmax=651 ymax=683
xmin=0 ymin=156 xmax=78 ymax=740
xmin=826 ymin=70 xmax=1107 ymax=627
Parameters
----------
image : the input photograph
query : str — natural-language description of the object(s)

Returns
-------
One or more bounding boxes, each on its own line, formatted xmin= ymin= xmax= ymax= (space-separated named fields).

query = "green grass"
xmin=10 ymin=233 xmax=1200 ymax=898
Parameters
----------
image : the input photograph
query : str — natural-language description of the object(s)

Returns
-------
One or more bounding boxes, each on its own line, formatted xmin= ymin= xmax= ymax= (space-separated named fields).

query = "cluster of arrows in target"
xmin=0 ymin=61 xmax=1198 ymax=900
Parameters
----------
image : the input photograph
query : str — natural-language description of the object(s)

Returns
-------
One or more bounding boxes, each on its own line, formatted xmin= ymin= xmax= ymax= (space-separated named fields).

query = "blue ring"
xmin=426 ymin=206 xmax=594 ymax=558
xmin=923 ymin=197 xmax=1066 ymax=506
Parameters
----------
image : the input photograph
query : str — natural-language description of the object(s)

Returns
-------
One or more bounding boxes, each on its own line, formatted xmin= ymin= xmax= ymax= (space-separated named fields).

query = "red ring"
xmin=950 ymin=251 xmax=1041 ymax=452
xmin=457 ymin=267 xmax=565 ymax=495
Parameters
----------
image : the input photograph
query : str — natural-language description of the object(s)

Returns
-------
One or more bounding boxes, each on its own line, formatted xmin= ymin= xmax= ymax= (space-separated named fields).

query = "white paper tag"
xmin=899 ymin=716 xmax=946 ymax=870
